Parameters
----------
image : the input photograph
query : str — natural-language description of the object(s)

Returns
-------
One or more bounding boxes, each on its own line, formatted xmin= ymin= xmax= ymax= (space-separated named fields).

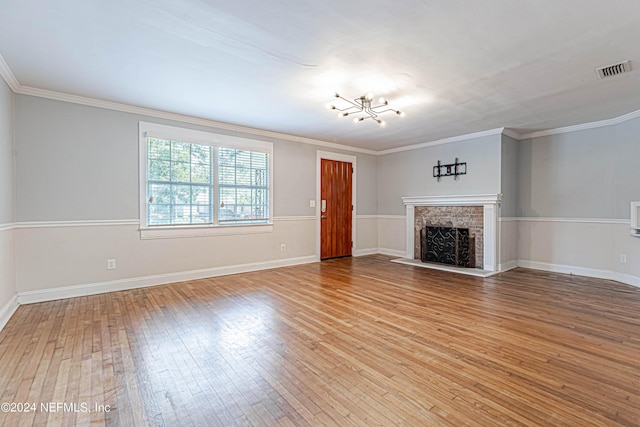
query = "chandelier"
xmin=328 ymin=93 xmax=404 ymax=126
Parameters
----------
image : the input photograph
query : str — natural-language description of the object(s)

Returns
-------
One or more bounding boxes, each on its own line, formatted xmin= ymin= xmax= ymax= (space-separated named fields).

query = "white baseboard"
xmin=499 ymin=260 xmax=519 ymax=272
xmin=378 ymin=248 xmax=406 ymax=258
xmin=0 ymin=294 xmax=19 ymax=331
xmin=517 ymin=260 xmax=615 ymax=280
xmin=353 ymin=248 xmax=406 ymax=258
xmin=517 ymin=260 xmax=640 ymax=289
xmin=353 ymin=248 xmax=380 ymax=257
xmin=18 ymin=255 xmax=318 ymax=304
xmin=615 ymin=272 xmax=640 ymax=288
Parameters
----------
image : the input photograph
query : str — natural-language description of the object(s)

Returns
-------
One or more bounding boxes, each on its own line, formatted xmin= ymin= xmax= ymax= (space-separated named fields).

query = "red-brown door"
xmin=321 ymin=159 xmax=353 ymax=259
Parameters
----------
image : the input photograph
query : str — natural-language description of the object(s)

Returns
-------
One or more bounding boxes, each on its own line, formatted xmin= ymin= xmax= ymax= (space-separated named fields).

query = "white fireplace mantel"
xmin=402 ymin=194 xmax=501 ymax=271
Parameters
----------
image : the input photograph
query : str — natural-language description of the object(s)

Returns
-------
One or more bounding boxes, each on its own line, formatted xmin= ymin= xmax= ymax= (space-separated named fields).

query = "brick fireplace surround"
xmin=402 ymin=194 xmax=501 ymax=272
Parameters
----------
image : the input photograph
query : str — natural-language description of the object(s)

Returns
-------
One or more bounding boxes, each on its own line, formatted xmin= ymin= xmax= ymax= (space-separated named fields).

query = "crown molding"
xmin=501 ymin=128 xmax=522 ymax=140
xmin=519 ymin=118 xmax=618 ymax=139
xmin=4 ymin=53 xmax=640 ymax=151
xmin=519 ymin=109 xmax=640 ymax=140
xmin=15 ymin=85 xmax=379 ymax=155
xmin=0 ymin=54 xmax=19 ymax=91
xmin=378 ymin=127 xmax=507 ymax=155
xmin=613 ymin=108 xmax=640 ymax=125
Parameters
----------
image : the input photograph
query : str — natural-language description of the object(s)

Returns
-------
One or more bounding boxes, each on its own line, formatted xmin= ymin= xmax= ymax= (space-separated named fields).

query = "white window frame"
xmin=139 ymin=122 xmax=274 ymax=239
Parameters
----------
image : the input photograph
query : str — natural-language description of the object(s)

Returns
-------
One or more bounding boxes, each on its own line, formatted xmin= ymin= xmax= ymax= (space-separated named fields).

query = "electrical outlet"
xmin=107 ymin=259 xmax=117 ymax=270
xmin=280 ymin=244 xmax=286 ymax=252
xmin=620 ymin=254 xmax=627 ymax=264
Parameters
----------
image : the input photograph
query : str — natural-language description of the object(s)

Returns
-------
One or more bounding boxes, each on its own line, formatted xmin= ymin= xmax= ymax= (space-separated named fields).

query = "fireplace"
xmin=414 ymin=206 xmax=483 ymax=268
xmin=402 ymin=194 xmax=501 ymax=272
xmin=421 ymin=226 xmax=475 ymax=267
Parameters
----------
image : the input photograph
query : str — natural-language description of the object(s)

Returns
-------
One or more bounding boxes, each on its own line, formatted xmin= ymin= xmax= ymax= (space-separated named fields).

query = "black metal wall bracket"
xmin=433 ymin=158 xmax=466 ymax=181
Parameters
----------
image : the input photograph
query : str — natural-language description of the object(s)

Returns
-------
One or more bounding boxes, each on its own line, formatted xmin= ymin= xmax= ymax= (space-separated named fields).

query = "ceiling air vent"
xmin=596 ymin=60 xmax=631 ymax=79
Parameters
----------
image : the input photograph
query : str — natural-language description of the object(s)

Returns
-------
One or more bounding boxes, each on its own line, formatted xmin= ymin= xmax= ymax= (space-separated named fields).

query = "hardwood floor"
xmin=1 ymin=255 xmax=639 ymax=426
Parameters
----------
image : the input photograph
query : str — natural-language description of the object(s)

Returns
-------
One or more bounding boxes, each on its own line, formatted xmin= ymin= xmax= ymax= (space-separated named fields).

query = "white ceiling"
xmin=1 ymin=0 xmax=640 ymax=151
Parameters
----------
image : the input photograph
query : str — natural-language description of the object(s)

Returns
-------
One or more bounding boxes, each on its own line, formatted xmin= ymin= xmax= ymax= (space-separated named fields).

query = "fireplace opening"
xmin=414 ymin=205 xmax=483 ymax=269
xmin=420 ymin=226 xmax=475 ymax=268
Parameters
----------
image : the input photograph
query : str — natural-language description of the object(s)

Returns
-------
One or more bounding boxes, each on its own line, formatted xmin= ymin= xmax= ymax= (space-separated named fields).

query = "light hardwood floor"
xmin=1 ymin=255 xmax=639 ymax=426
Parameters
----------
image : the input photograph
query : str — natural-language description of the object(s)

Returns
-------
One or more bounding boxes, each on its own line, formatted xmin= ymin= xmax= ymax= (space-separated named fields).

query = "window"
xmin=146 ymin=138 xmax=213 ymax=225
xmin=139 ymin=122 xmax=273 ymax=238
xmin=218 ymin=148 xmax=270 ymax=223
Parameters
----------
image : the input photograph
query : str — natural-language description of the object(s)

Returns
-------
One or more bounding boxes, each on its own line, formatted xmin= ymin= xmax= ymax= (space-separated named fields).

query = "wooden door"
xmin=321 ymin=159 xmax=353 ymax=259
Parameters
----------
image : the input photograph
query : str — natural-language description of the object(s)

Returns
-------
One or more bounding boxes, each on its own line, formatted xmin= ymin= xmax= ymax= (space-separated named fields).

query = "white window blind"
xmin=218 ymin=148 xmax=270 ymax=223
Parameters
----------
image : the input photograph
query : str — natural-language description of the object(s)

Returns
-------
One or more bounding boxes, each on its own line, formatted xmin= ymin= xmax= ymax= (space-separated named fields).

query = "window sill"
xmin=140 ymin=223 xmax=273 ymax=240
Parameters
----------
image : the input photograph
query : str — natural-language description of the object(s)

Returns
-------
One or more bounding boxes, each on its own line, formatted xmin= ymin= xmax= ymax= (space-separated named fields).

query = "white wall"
xmin=0 ymin=77 xmax=17 ymax=328
xmin=355 ymin=216 xmax=379 ymax=254
xmin=15 ymin=219 xmax=317 ymax=301
xmin=13 ymin=95 xmax=379 ymax=299
xmin=377 ymin=215 xmax=406 ymax=256
xmin=516 ymin=117 xmax=640 ymax=286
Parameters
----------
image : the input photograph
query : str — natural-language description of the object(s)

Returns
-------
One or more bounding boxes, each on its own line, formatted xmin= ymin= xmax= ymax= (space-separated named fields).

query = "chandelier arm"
xmin=335 ymin=94 xmax=363 ymax=110
xmin=333 ymin=105 xmax=361 ymax=112
xmin=371 ymin=107 xmax=400 ymax=114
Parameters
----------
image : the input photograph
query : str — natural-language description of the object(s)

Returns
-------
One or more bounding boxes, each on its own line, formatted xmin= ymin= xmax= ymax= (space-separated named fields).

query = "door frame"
xmin=316 ymin=150 xmax=357 ymax=260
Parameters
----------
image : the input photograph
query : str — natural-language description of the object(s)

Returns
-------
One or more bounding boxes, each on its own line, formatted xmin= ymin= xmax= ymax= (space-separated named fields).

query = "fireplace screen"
xmin=421 ymin=226 xmax=475 ymax=268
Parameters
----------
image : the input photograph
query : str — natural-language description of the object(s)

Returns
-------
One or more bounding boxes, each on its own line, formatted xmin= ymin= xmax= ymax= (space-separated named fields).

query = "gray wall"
xmin=614 ymin=115 xmax=640 ymax=219
xmin=14 ymin=95 xmax=377 ymax=221
xmin=518 ymin=121 xmax=640 ymax=219
xmin=355 ymin=153 xmax=377 ymax=215
xmin=0 ymin=79 xmax=13 ymax=224
xmin=273 ymin=139 xmax=377 ymax=216
xmin=0 ymin=77 xmax=16 ymax=313
xmin=15 ymin=96 xmax=139 ymax=221
xmin=500 ymin=134 xmax=519 ymax=218
xmin=377 ymin=134 xmax=502 ymax=215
